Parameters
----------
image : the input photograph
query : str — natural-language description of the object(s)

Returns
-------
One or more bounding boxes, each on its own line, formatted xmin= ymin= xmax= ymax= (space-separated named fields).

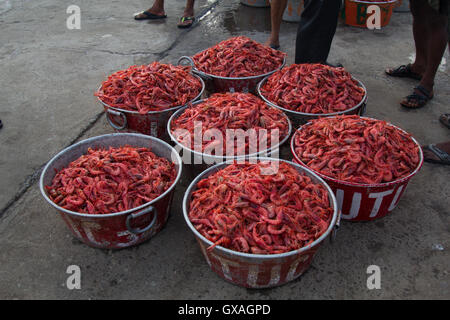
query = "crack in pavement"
xmin=54 ymin=47 xmax=158 ymax=56
xmin=0 ymin=111 xmax=105 ymax=219
xmin=0 ymin=0 xmax=222 ymax=220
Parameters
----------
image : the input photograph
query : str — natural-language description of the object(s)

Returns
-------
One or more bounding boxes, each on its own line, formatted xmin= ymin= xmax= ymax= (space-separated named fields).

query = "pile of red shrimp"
xmin=292 ymin=116 xmax=421 ymax=184
xmin=46 ymin=146 xmax=177 ymax=214
xmin=188 ymin=161 xmax=333 ymax=254
xmin=192 ymin=36 xmax=286 ymax=78
xmin=260 ymin=64 xmax=365 ymax=114
xmin=170 ymin=92 xmax=290 ymax=156
xmin=95 ymin=62 xmax=202 ymax=114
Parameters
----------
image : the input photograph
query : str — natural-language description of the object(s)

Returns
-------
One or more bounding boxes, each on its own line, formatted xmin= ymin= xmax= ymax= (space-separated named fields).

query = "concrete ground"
xmin=0 ymin=0 xmax=449 ymax=299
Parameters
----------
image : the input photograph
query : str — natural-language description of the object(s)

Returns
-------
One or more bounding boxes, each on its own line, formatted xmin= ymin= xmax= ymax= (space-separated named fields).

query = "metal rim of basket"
xmin=182 ymin=157 xmax=339 ymax=260
xmin=257 ymin=75 xmax=368 ymax=118
xmin=177 ymin=55 xmax=287 ymax=81
xmin=166 ymin=98 xmax=293 ymax=162
xmin=96 ymin=73 xmax=205 ymax=115
xmin=39 ymin=133 xmax=183 ymax=218
xmin=290 ymin=116 xmax=424 ymax=188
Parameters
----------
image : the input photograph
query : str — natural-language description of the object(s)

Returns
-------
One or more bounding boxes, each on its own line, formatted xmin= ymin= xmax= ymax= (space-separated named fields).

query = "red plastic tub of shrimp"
xmin=183 ymin=158 xmax=339 ymax=288
xmin=291 ymin=116 xmax=423 ymax=221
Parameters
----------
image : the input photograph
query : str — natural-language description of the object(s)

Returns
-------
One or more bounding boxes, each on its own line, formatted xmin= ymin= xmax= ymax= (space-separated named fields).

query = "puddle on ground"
xmin=0 ymin=0 xmax=12 ymax=15
xmin=222 ymin=4 xmax=271 ymax=34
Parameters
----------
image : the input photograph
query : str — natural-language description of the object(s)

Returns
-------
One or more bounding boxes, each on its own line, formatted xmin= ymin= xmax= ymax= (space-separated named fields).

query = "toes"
xmin=422 ymin=149 xmax=434 ymax=161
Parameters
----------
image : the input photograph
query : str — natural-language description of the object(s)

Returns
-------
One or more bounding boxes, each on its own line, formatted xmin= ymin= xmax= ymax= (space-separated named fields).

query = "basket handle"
xmin=106 ymin=109 xmax=127 ymax=130
xmin=178 ymin=56 xmax=213 ymax=82
xmin=126 ymin=206 xmax=157 ymax=235
xmin=177 ymin=56 xmax=195 ymax=67
xmin=330 ymin=210 xmax=342 ymax=243
xmin=359 ymin=96 xmax=368 ymax=116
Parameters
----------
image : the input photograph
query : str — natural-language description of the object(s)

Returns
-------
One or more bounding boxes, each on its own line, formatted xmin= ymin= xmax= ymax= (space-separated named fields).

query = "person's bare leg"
xmin=135 ymin=0 xmax=165 ymax=19
xmin=409 ymin=0 xmax=429 ymax=75
xmin=183 ymin=0 xmax=195 ymax=17
xmin=386 ymin=0 xmax=428 ymax=75
xmin=419 ymin=8 xmax=447 ymax=92
xmin=400 ymin=1 xmax=447 ymax=107
xmin=265 ymin=0 xmax=288 ymax=48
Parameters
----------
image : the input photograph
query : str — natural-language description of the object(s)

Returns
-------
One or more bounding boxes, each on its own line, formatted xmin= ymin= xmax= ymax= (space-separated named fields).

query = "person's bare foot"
xmin=400 ymin=85 xmax=433 ymax=109
xmin=264 ymin=38 xmax=280 ymax=49
xmin=177 ymin=8 xmax=195 ymax=28
xmin=409 ymin=63 xmax=426 ymax=76
xmin=422 ymin=141 xmax=450 ymax=165
xmin=183 ymin=7 xmax=194 ymax=18
xmin=385 ymin=63 xmax=423 ymax=80
xmin=439 ymin=113 xmax=450 ymax=129
xmin=134 ymin=6 xmax=166 ymax=20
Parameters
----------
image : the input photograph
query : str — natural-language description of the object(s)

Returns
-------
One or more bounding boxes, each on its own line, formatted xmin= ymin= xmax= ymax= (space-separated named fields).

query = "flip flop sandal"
xmin=439 ymin=114 xmax=450 ymax=129
xmin=177 ymin=16 xmax=195 ymax=29
xmin=270 ymin=44 xmax=280 ymax=50
xmin=422 ymin=144 xmax=450 ymax=165
xmin=400 ymin=85 xmax=433 ymax=109
xmin=134 ymin=10 xmax=167 ymax=20
xmin=386 ymin=64 xmax=422 ymax=80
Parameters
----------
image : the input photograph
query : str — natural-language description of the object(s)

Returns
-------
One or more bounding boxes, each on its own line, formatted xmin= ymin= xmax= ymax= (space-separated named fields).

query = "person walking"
xmin=134 ymin=0 xmax=196 ymax=29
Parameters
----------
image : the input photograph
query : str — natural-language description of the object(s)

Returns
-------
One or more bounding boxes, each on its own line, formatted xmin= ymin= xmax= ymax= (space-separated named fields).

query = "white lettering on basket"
xmin=339 ymin=190 xmax=362 ymax=219
xmin=388 ymin=185 xmax=405 ymax=211
xmin=210 ymin=254 xmax=239 ymax=281
xmin=247 ymin=265 xmax=259 ymax=287
xmin=66 ymin=217 xmax=83 ymax=239
xmin=285 ymin=260 xmax=300 ymax=282
xmin=368 ymin=189 xmax=394 ymax=218
xmin=268 ymin=265 xmax=281 ymax=286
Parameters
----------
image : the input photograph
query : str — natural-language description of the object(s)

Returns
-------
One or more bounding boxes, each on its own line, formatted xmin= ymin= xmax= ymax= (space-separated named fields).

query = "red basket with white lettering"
xmin=290 ymin=119 xmax=423 ymax=221
xmin=183 ymin=158 xmax=340 ymax=288
xmin=39 ymin=133 xmax=182 ymax=249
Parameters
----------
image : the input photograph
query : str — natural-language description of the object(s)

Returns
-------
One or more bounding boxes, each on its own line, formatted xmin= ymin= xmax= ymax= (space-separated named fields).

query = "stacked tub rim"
xmin=96 ymin=74 xmax=205 ymax=140
xmin=177 ymin=55 xmax=286 ymax=93
xmin=290 ymin=117 xmax=424 ymax=221
xmin=183 ymin=157 xmax=340 ymax=288
xmin=166 ymin=99 xmax=293 ymax=175
xmin=257 ymin=74 xmax=368 ymax=126
xmin=40 ymin=133 xmax=183 ymax=249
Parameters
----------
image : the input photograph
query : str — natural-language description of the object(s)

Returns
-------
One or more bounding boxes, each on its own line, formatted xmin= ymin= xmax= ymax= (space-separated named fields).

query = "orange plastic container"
xmin=343 ymin=0 xmax=397 ymax=28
